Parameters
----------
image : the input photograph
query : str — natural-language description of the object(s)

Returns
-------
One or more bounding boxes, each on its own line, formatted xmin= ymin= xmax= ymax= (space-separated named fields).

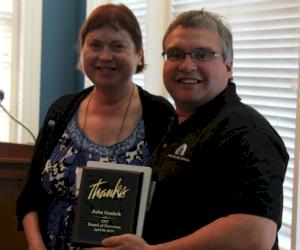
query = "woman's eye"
xmin=90 ymin=43 xmax=100 ymax=49
xmin=111 ymin=43 xmax=126 ymax=52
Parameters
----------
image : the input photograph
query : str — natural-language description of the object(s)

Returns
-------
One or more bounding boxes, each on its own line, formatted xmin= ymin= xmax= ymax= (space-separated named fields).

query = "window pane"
xmin=0 ymin=0 xmax=13 ymax=141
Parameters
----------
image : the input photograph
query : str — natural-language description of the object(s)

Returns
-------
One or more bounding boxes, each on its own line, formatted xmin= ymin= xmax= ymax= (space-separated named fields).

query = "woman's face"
xmin=81 ymin=26 xmax=142 ymax=89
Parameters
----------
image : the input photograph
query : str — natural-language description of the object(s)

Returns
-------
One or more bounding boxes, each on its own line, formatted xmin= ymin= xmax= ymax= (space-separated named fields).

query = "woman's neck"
xmin=90 ymin=83 xmax=135 ymax=115
xmin=78 ymin=83 xmax=141 ymax=146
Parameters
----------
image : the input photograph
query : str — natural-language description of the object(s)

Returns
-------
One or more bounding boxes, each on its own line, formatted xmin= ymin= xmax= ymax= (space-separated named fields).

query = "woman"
xmin=16 ymin=4 xmax=175 ymax=250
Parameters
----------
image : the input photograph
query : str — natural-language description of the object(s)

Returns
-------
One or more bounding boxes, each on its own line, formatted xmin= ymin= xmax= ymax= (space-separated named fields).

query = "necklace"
xmin=82 ymin=84 xmax=135 ymax=150
xmin=114 ymin=84 xmax=135 ymax=145
xmin=82 ymin=91 xmax=92 ymax=142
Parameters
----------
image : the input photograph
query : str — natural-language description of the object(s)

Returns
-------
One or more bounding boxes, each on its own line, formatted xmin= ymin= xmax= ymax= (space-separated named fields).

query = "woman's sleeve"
xmin=16 ymin=124 xmax=49 ymax=230
xmin=16 ymin=97 xmax=63 ymax=230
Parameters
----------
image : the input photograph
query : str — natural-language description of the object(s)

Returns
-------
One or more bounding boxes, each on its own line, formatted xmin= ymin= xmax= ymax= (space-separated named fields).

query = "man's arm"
xmin=99 ymin=213 xmax=276 ymax=250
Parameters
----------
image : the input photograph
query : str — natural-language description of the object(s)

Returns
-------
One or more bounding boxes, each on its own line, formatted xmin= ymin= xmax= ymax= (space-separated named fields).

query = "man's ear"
xmin=226 ymin=61 xmax=233 ymax=78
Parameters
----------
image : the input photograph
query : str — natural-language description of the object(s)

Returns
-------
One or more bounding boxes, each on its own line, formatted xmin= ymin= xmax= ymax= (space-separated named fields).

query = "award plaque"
xmin=71 ymin=162 xmax=152 ymax=247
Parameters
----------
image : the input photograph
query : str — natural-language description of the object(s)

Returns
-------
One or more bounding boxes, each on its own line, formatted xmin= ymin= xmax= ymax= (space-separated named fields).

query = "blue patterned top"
xmin=41 ymin=114 xmax=150 ymax=249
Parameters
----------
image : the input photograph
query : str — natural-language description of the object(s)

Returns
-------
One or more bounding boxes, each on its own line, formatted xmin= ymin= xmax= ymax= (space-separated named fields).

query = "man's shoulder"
xmin=222 ymin=101 xmax=272 ymax=130
xmin=137 ymin=85 xmax=175 ymax=114
xmin=215 ymin=102 xmax=286 ymax=151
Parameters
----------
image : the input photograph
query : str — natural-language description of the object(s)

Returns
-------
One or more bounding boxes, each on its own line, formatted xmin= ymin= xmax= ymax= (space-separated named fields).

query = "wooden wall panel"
xmin=0 ymin=143 xmax=33 ymax=249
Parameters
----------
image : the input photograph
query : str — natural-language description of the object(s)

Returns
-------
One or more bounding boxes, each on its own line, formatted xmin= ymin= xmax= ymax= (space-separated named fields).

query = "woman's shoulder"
xmin=47 ymin=87 xmax=92 ymax=113
xmin=44 ymin=87 xmax=93 ymax=125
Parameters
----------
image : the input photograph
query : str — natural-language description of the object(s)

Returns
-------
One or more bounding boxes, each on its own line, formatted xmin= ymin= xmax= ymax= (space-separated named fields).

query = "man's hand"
xmin=87 ymin=234 xmax=150 ymax=250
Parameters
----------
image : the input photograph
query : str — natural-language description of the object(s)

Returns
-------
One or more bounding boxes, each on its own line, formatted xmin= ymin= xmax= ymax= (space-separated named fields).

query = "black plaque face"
xmin=71 ymin=167 xmax=143 ymax=247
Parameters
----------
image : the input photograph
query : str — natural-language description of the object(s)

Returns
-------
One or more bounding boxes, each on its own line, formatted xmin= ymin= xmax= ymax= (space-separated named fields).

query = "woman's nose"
xmin=98 ymin=47 xmax=113 ymax=60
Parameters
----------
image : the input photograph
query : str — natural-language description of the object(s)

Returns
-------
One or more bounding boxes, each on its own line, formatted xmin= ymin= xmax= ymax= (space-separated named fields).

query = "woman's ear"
xmin=137 ymin=49 xmax=143 ymax=65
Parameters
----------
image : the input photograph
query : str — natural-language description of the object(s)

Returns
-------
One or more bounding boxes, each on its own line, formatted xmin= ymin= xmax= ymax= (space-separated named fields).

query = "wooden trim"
xmin=0 ymin=142 xmax=33 ymax=164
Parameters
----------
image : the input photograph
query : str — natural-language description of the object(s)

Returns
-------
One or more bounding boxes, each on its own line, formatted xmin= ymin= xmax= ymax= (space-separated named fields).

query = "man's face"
xmin=163 ymin=26 xmax=233 ymax=110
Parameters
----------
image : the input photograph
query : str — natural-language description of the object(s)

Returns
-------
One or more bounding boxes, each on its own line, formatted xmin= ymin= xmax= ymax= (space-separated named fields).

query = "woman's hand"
xmin=23 ymin=212 xmax=47 ymax=250
xmin=28 ymin=242 xmax=47 ymax=250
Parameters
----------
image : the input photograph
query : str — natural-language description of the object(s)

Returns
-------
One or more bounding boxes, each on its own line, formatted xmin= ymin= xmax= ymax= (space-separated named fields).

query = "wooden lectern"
xmin=0 ymin=142 xmax=34 ymax=249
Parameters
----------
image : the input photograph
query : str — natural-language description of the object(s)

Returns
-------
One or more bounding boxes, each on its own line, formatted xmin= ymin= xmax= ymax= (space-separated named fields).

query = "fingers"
xmin=101 ymin=234 xmax=127 ymax=247
xmin=100 ymin=234 xmax=149 ymax=250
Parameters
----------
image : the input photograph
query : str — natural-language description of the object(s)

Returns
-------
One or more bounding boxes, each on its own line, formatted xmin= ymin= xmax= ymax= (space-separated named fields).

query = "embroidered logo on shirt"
xmin=174 ymin=143 xmax=188 ymax=156
xmin=167 ymin=143 xmax=190 ymax=162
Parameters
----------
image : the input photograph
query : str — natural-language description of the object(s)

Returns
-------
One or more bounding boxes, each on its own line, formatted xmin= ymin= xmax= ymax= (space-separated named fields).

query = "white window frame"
xmin=0 ymin=0 xmax=41 ymax=144
xmin=19 ymin=0 xmax=41 ymax=143
xmin=292 ymin=70 xmax=300 ymax=249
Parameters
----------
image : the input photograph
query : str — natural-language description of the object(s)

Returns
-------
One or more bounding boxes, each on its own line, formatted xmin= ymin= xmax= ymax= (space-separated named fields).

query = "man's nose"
xmin=178 ymin=54 xmax=197 ymax=71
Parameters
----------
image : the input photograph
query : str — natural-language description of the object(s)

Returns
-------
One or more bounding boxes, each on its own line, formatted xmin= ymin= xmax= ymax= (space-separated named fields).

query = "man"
xmin=98 ymin=9 xmax=288 ymax=250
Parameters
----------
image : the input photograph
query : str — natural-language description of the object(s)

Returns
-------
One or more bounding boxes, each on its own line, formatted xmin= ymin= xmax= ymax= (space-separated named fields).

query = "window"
xmin=0 ymin=1 xmax=15 ymax=142
xmin=0 ymin=0 xmax=41 ymax=144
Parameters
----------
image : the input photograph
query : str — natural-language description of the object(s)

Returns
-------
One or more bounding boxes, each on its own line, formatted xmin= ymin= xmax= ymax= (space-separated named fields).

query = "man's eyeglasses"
xmin=161 ymin=49 xmax=223 ymax=62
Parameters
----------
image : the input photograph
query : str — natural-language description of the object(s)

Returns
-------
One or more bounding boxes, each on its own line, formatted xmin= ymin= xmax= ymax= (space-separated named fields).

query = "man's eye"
xmin=194 ymin=51 xmax=210 ymax=59
xmin=168 ymin=50 xmax=182 ymax=59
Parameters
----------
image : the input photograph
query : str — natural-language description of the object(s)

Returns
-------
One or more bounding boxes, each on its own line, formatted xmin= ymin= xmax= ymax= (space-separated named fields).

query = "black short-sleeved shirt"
xmin=143 ymin=83 xmax=288 ymax=250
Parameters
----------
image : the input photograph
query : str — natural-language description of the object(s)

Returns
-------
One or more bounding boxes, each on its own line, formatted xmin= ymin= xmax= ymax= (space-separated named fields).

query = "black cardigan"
xmin=16 ymin=85 xmax=175 ymax=234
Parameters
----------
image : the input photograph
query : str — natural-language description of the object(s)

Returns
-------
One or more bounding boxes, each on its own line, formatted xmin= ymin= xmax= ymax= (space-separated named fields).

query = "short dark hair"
xmin=78 ymin=3 xmax=145 ymax=73
xmin=163 ymin=9 xmax=233 ymax=64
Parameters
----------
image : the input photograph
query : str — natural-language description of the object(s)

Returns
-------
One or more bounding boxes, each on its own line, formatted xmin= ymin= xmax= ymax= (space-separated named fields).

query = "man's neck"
xmin=176 ymin=106 xmax=196 ymax=124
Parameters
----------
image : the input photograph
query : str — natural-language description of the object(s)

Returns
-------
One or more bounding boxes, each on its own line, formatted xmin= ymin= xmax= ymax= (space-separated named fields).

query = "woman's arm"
xmin=23 ymin=211 xmax=47 ymax=250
